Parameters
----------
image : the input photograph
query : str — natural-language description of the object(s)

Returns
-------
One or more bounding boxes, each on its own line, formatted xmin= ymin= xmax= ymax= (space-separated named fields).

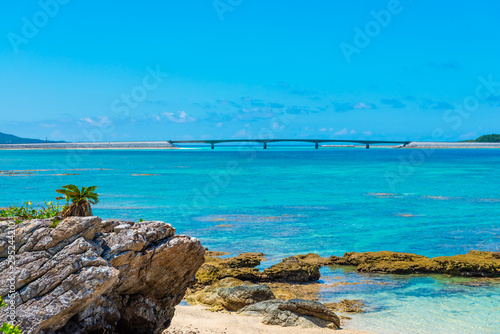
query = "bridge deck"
xmin=170 ymin=139 xmax=410 ymax=145
xmin=170 ymin=139 xmax=411 ymax=149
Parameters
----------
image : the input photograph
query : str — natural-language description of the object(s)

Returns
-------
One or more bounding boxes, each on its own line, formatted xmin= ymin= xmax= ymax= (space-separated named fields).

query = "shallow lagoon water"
xmin=0 ymin=147 xmax=499 ymax=333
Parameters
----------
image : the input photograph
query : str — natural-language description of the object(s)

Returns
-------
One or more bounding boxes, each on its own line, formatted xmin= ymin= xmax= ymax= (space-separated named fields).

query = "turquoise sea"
xmin=1 ymin=147 xmax=499 ymax=333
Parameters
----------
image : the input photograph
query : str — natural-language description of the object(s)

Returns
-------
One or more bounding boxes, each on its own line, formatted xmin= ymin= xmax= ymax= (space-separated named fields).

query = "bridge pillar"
xmin=315 ymin=142 xmax=318 ymax=149
xmin=366 ymin=143 xmax=370 ymax=149
xmin=263 ymin=142 xmax=267 ymax=149
xmin=211 ymin=143 xmax=214 ymax=149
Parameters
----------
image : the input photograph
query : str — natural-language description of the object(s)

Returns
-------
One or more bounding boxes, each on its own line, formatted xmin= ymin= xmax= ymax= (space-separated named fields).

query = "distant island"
xmin=0 ymin=132 xmax=65 ymax=144
xmin=463 ymin=134 xmax=500 ymax=143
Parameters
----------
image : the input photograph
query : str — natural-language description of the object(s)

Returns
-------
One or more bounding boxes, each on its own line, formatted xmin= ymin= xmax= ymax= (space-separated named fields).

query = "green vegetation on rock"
xmin=330 ymin=250 xmax=500 ymax=277
xmin=0 ymin=297 xmax=22 ymax=334
xmin=0 ymin=201 xmax=62 ymax=223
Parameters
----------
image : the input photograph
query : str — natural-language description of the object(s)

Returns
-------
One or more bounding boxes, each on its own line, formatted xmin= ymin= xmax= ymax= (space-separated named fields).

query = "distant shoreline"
xmin=0 ymin=141 xmax=178 ymax=150
xmin=323 ymin=141 xmax=500 ymax=149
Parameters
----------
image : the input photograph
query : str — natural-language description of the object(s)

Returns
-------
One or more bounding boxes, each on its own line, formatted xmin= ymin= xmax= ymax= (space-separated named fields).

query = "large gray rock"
xmin=237 ymin=299 xmax=286 ymax=316
xmin=217 ymin=283 xmax=275 ymax=311
xmin=186 ymin=277 xmax=276 ymax=311
xmin=0 ymin=216 xmax=205 ymax=334
xmin=238 ymin=299 xmax=341 ymax=330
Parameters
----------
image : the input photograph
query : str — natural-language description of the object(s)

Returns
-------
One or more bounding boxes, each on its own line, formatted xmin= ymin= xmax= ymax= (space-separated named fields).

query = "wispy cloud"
xmin=80 ymin=116 xmax=111 ymax=127
xmin=334 ymin=128 xmax=348 ymax=136
xmin=233 ymin=128 xmax=252 ymax=138
xmin=163 ymin=111 xmax=196 ymax=123
xmin=380 ymin=98 xmax=406 ymax=109
xmin=332 ymin=102 xmax=376 ymax=112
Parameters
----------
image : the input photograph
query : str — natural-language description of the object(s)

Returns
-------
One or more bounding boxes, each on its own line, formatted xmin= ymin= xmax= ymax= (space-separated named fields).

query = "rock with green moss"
xmin=195 ymin=253 xmax=322 ymax=285
xmin=263 ymin=256 xmax=321 ymax=282
xmin=196 ymin=252 xmax=264 ymax=285
xmin=330 ymin=250 xmax=500 ymax=277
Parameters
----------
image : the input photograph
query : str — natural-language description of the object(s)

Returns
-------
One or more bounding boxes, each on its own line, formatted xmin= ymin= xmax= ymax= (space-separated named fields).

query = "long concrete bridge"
xmin=169 ymin=139 xmax=411 ymax=149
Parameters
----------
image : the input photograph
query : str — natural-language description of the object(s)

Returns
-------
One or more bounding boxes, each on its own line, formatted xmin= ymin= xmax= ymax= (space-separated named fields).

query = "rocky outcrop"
xmin=186 ymin=278 xmax=275 ymax=311
xmin=263 ymin=256 xmax=320 ymax=282
xmin=330 ymin=250 xmax=500 ymax=277
xmin=195 ymin=252 xmax=321 ymax=286
xmin=0 ymin=217 xmax=204 ymax=334
xmin=238 ymin=299 xmax=340 ymax=330
xmin=195 ymin=252 xmax=265 ymax=285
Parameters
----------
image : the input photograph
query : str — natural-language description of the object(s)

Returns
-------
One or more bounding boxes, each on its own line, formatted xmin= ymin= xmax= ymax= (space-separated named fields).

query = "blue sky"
xmin=0 ymin=0 xmax=499 ymax=142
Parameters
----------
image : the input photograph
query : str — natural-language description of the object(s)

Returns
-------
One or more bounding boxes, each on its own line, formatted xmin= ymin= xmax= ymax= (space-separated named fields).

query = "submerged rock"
xmin=325 ymin=299 xmax=365 ymax=313
xmin=330 ymin=250 xmax=500 ymax=277
xmin=0 ymin=217 xmax=205 ymax=334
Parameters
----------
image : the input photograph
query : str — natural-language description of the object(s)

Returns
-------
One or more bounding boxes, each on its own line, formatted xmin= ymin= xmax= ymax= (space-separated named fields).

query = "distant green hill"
xmin=463 ymin=134 xmax=500 ymax=143
xmin=473 ymin=134 xmax=500 ymax=142
xmin=0 ymin=132 xmax=65 ymax=144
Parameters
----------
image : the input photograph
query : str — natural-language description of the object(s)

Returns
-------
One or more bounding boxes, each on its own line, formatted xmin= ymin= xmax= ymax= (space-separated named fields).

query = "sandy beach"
xmin=165 ymin=305 xmax=372 ymax=334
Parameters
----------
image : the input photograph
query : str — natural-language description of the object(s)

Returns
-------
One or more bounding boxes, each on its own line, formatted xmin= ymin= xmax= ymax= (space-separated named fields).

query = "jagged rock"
xmin=239 ymin=299 xmax=340 ymax=330
xmin=186 ymin=278 xmax=275 ymax=311
xmin=293 ymin=253 xmax=331 ymax=266
xmin=330 ymin=250 xmax=500 ymax=277
xmin=0 ymin=216 xmax=204 ymax=334
xmin=195 ymin=253 xmax=321 ymax=286
xmin=100 ymin=219 xmax=134 ymax=233
xmin=263 ymin=256 xmax=321 ymax=282
xmin=224 ymin=252 xmax=265 ymax=268
xmin=195 ymin=252 xmax=264 ymax=285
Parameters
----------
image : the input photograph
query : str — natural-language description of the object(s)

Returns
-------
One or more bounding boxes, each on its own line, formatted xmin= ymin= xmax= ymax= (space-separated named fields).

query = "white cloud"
xmin=216 ymin=122 xmax=223 ymax=127
xmin=334 ymin=128 xmax=348 ymax=136
xmin=363 ymin=131 xmax=373 ymax=136
xmin=80 ymin=116 xmax=111 ymax=127
xmin=319 ymin=128 xmax=327 ymax=132
xmin=350 ymin=130 xmax=357 ymax=134
xmin=353 ymin=102 xmax=372 ymax=109
xmin=163 ymin=111 xmax=196 ymax=123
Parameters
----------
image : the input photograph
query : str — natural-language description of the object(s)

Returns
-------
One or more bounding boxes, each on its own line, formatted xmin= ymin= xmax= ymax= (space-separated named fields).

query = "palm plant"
xmin=56 ymin=185 xmax=99 ymax=218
